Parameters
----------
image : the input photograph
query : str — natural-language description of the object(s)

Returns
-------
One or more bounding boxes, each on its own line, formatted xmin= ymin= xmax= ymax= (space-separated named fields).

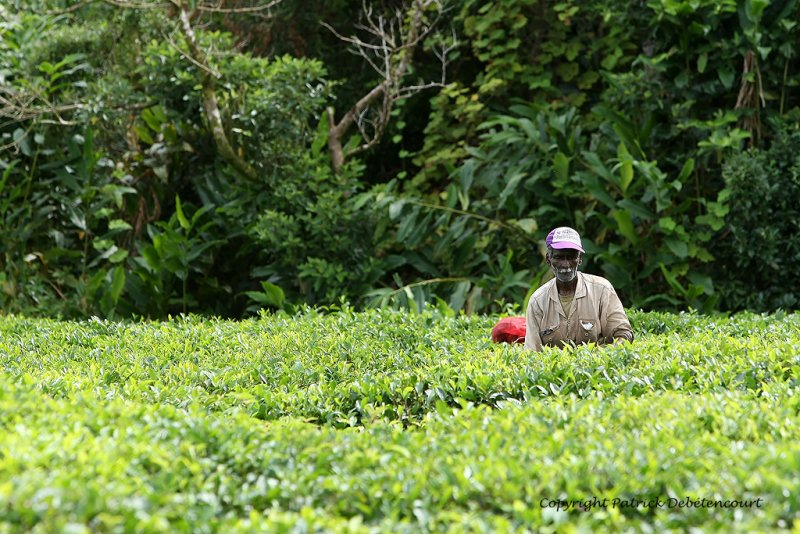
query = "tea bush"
xmin=0 ymin=309 xmax=798 ymax=531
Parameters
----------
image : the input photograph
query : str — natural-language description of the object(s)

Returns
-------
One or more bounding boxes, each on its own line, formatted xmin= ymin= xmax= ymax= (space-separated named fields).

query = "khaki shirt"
xmin=524 ymin=272 xmax=633 ymax=351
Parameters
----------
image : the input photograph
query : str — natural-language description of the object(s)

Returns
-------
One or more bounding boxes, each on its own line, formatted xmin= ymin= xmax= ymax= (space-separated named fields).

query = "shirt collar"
xmin=548 ymin=272 xmax=587 ymax=303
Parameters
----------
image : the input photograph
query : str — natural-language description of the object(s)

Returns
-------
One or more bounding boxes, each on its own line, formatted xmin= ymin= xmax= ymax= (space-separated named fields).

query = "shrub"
xmin=714 ymin=117 xmax=800 ymax=311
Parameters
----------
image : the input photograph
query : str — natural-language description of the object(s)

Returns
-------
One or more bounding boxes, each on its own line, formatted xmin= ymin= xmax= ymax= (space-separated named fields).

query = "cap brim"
xmin=551 ymin=242 xmax=584 ymax=252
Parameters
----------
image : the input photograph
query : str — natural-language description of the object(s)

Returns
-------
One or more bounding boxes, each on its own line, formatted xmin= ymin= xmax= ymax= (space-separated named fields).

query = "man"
xmin=524 ymin=226 xmax=633 ymax=351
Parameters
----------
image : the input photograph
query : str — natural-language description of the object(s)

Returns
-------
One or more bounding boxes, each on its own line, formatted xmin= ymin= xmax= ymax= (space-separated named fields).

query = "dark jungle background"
xmin=1 ymin=0 xmax=799 ymax=319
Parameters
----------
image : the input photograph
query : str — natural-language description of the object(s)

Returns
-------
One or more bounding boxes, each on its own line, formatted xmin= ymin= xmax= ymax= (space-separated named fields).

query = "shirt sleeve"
xmin=600 ymin=286 xmax=634 ymax=343
xmin=524 ymin=294 xmax=543 ymax=351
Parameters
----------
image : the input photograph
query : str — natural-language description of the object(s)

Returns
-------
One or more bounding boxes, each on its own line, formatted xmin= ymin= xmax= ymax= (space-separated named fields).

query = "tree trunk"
xmin=177 ymin=2 xmax=257 ymax=180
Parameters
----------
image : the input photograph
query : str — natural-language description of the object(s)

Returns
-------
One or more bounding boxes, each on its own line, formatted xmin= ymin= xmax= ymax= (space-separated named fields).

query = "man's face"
xmin=549 ymin=249 xmax=581 ymax=283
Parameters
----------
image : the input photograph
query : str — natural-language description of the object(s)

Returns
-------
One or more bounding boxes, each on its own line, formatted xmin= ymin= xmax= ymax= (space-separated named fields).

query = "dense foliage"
xmin=1 ymin=308 xmax=798 ymax=531
xmin=715 ymin=117 xmax=800 ymax=310
xmin=1 ymin=0 xmax=799 ymax=318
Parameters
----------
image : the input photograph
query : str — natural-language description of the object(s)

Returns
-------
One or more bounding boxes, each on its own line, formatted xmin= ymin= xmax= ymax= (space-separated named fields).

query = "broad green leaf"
xmin=133 ymin=124 xmax=155 ymax=145
xmin=697 ymin=52 xmax=708 ymax=73
xmin=617 ymin=199 xmax=654 ymax=221
xmin=140 ymin=245 xmax=160 ymax=270
xmin=659 ymin=263 xmax=687 ymax=297
xmin=576 ymin=171 xmax=615 ymax=209
xmin=677 ymin=158 xmax=695 ymax=183
xmin=259 ymin=281 xmax=285 ymax=308
xmin=617 ymin=142 xmax=634 ymax=193
xmin=175 ymin=195 xmax=191 ymax=231
xmin=86 ymin=268 xmax=107 ymax=295
xmin=389 ymin=199 xmax=406 ymax=220
xmin=687 ymin=272 xmax=714 ymax=295
xmin=553 ymin=152 xmax=570 ymax=182
xmin=612 ymin=209 xmax=638 ymax=244
xmin=448 ymin=280 xmax=470 ymax=312
xmin=109 ymin=265 xmax=126 ymax=303
xmin=109 ymin=249 xmax=129 ymax=263
xmin=513 ymin=218 xmax=537 ymax=234
xmin=142 ymin=106 xmax=165 ymax=133
xmin=499 ymin=172 xmax=526 ymax=208
xmin=658 ymin=216 xmax=677 ymax=232
xmin=717 ymin=66 xmax=735 ymax=89
xmin=665 ymin=237 xmax=689 ymax=258
xmin=108 ymin=219 xmax=133 ymax=232
xmin=311 ymin=112 xmax=329 ymax=156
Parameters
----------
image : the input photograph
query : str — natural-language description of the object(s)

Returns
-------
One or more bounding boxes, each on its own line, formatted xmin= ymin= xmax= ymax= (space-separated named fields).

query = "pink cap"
xmin=546 ymin=227 xmax=584 ymax=252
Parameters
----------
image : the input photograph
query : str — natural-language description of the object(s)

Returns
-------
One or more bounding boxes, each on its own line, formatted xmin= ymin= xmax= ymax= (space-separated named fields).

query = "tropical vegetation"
xmin=2 ymin=0 xmax=798 ymax=318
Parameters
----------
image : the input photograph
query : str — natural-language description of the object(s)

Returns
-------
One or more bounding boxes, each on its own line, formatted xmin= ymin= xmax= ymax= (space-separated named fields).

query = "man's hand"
xmin=612 ymin=335 xmax=632 ymax=345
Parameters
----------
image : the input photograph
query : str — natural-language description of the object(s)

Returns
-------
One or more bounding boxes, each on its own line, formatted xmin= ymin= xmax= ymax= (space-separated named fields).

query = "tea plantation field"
xmin=1 ymin=309 xmax=799 ymax=532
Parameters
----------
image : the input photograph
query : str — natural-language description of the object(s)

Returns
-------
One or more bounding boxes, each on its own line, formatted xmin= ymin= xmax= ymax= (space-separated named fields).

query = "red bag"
xmin=491 ymin=316 xmax=526 ymax=344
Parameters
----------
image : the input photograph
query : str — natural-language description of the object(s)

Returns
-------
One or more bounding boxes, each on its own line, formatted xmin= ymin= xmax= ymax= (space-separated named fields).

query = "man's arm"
xmin=524 ymin=296 xmax=543 ymax=351
xmin=601 ymin=286 xmax=634 ymax=344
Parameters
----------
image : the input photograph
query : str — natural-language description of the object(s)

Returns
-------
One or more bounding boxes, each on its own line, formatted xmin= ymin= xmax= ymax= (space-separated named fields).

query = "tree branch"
xmin=0 ymin=86 xmax=83 ymax=127
xmin=162 ymin=29 xmax=222 ymax=79
xmin=196 ymin=0 xmax=283 ymax=13
xmin=46 ymin=0 xmax=276 ymax=15
xmin=174 ymin=1 xmax=258 ymax=180
xmin=102 ymin=0 xmax=170 ymax=9
xmin=325 ymin=0 xmax=454 ymax=173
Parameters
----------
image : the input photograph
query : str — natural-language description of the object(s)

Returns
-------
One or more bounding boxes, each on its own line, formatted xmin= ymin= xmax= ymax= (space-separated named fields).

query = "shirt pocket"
xmin=578 ymin=318 xmax=599 ymax=343
xmin=539 ymin=324 xmax=560 ymax=347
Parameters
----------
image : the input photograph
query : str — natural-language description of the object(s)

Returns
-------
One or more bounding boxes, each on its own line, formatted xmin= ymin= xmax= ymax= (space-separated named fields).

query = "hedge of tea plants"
xmin=0 ymin=309 xmax=798 ymax=532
